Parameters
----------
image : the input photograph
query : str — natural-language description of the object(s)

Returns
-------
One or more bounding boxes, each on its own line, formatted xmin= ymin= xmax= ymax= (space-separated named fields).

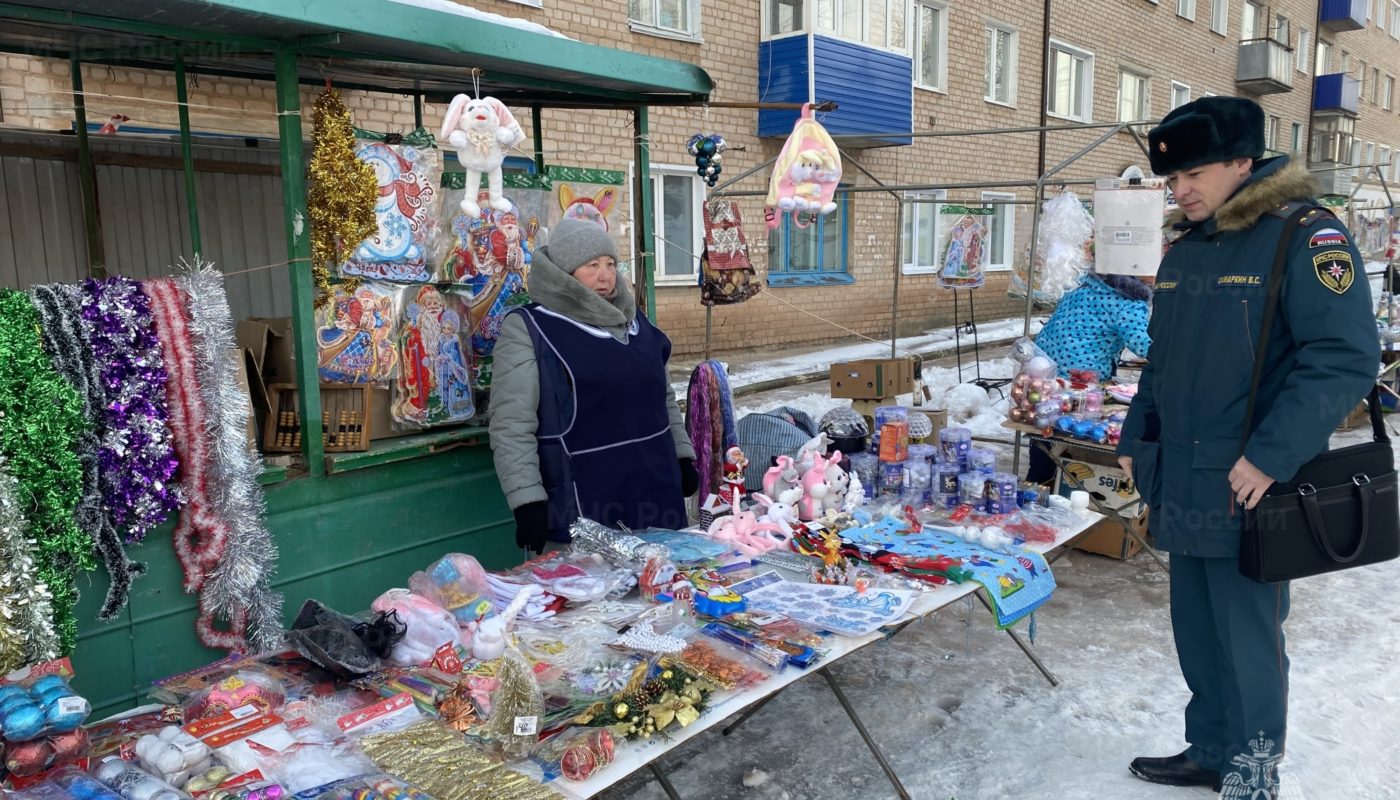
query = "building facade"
xmin=1 ymin=0 xmax=1397 ymax=355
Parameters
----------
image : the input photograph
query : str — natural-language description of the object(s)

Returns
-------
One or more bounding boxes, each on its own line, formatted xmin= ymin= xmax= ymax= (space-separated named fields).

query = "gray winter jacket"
xmin=488 ymin=247 xmax=695 ymax=510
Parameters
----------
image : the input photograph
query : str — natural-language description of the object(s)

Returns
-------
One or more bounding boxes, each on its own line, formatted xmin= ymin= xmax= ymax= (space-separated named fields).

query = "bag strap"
xmin=1300 ymin=480 xmax=1373 ymax=563
xmin=1239 ymin=207 xmax=1389 ymax=452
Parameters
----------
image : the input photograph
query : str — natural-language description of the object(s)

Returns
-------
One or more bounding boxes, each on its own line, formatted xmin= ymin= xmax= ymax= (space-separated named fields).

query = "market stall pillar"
xmin=69 ymin=51 xmax=105 ymax=278
xmin=634 ymin=105 xmax=656 ymax=320
xmin=274 ymin=44 xmax=326 ymax=476
xmin=174 ymin=53 xmax=203 ymax=258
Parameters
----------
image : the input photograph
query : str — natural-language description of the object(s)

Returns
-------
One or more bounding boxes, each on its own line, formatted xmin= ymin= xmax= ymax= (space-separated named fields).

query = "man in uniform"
xmin=1117 ymin=97 xmax=1378 ymax=795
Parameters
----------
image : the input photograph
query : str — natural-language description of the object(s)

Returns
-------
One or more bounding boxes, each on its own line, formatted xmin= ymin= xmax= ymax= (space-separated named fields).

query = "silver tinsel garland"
xmin=178 ymin=262 xmax=283 ymax=651
xmin=29 ymin=283 xmax=146 ymax=620
xmin=568 ymin=517 xmax=670 ymax=565
xmin=0 ymin=456 xmax=59 ymax=672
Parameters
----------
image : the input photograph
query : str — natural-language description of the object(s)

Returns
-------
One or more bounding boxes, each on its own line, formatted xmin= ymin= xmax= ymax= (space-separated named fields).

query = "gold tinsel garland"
xmin=360 ymin=721 xmax=562 ymax=800
xmin=307 ymin=87 xmax=376 ymax=306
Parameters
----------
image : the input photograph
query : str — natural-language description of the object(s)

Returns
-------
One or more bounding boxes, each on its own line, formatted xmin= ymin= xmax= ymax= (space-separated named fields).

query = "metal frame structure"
xmin=0 ymin=0 xmax=713 ymax=479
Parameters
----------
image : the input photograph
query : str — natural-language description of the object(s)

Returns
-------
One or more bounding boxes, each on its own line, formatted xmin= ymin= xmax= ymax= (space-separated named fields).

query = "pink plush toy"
xmin=798 ymin=455 xmax=831 ymax=521
xmin=762 ymin=455 xmax=801 ymax=500
xmin=708 ymin=511 xmax=790 ymax=556
xmin=371 ymin=588 xmax=466 ymax=666
xmin=765 ymin=103 xmax=842 ymax=230
xmin=821 ymin=450 xmax=848 ymax=513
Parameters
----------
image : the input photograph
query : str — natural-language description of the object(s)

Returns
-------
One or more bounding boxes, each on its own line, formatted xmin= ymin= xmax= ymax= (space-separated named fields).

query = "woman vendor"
xmin=489 ymin=218 xmax=700 ymax=554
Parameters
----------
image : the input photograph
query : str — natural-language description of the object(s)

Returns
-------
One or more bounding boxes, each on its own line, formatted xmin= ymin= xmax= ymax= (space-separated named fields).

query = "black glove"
xmin=513 ymin=501 xmax=550 ymax=554
xmin=679 ymin=458 xmax=701 ymax=498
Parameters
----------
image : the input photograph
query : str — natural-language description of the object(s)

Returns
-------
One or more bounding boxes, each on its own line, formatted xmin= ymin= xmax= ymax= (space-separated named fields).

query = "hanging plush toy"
xmin=688 ymin=133 xmax=727 ymax=187
xmin=440 ymin=95 xmax=527 ymax=218
xmin=765 ymin=103 xmax=842 ymax=230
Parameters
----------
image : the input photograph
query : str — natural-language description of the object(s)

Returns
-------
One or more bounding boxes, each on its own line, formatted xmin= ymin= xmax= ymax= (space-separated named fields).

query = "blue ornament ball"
xmin=29 ymin=676 xmax=68 ymax=695
xmin=67 ymin=776 xmax=107 ymax=800
xmin=697 ymin=137 xmax=717 ymax=156
xmin=1054 ymin=416 xmax=1075 ymax=433
xmin=2 ymin=703 xmax=46 ymax=741
xmin=0 ymin=685 xmax=25 ymax=703
xmin=46 ymin=698 xmax=89 ymax=732
xmin=1072 ymin=419 xmax=1094 ymax=439
xmin=0 ymin=694 xmax=34 ymax=716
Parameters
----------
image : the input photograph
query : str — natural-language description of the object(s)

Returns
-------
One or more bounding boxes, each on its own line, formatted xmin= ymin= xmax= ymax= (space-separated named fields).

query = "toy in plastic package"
xmin=368 ymin=590 xmax=463 ymax=667
xmin=4 ymin=726 xmax=91 ymax=776
xmin=253 ymin=742 xmax=377 ymax=795
xmin=407 ymin=554 xmax=495 ymax=626
xmin=290 ymin=773 xmax=435 ymax=800
xmin=697 ymin=622 xmax=789 ymax=671
xmin=85 ymin=706 xmax=184 ymax=760
xmin=134 ymin=726 xmax=213 ymax=788
xmin=530 ymin=728 xmax=615 ymax=782
xmin=181 ymin=673 xmax=286 ymax=724
xmin=0 ymin=675 xmax=93 ymax=743
xmin=91 ymin=756 xmax=191 ymax=800
xmin=512 ymin=553 xmax=633 ymax=604
xmin=44 ymin=766 xmax=124 ymax=800
xmin=671 ymin=636 xmax=774 ymax=691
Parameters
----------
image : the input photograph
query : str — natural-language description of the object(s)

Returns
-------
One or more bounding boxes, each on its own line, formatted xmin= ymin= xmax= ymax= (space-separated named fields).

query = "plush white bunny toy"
xmin=440 ymin=94 xmax=526 ymax=218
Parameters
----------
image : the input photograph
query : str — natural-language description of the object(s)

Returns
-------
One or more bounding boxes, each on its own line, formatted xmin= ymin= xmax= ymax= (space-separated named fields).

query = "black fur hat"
xmin=1147 ymin=96 xmax=1265 ymax=175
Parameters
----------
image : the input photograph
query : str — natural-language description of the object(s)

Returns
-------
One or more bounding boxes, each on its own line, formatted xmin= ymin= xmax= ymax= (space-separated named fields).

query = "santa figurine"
xmin=722 ymin=446 xmax=749 ymax=511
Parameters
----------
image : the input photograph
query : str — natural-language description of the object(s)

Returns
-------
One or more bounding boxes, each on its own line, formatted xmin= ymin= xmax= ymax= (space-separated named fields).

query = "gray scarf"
xmin=529 ymin=245 xmax=638 ymax=341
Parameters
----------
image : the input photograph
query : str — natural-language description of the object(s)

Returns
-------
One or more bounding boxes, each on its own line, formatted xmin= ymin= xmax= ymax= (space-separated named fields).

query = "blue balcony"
xmin=1313 ymin=73 xmax=1361 ymax=114
xmin=757 ymin=34 xmax=913 ymax=147
xmin=1319 ymin=0 xmax=1366 ymax=32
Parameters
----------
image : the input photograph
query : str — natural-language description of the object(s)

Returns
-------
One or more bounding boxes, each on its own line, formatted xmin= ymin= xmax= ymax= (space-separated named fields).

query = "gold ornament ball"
xmin=661 ymin=670 xmax=674 ymax=680
xmin=614 ymin=703 xmax=630 ymax=718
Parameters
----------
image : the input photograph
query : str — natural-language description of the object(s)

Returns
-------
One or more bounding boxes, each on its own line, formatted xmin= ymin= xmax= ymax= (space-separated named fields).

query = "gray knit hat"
xmin=544 ymin=218 xmax=620 ymax=273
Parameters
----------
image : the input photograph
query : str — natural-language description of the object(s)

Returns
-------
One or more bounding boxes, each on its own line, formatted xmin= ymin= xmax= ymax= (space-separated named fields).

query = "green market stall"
xmin=0 ymin=0 xmax=711 ymax=718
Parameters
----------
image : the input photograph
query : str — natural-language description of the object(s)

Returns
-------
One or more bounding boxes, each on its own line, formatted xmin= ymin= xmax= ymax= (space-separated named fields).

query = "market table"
xmin=561 ymin=511 xmax=1106 ymax=800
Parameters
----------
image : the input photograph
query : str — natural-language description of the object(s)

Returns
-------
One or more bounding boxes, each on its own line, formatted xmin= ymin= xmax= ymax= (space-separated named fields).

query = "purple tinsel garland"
xmin=80 ymin=276 xmax=183 ymax=542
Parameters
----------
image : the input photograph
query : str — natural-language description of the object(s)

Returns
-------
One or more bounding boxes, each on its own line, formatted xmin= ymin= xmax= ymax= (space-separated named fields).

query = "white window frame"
xmin=1374 ymin=66 xmax=1382 ymax=104
xmin=1177 ymin=0 xmax=1196 ymax=20
xmin=504 ymin=0 xmax=543 ymax=6
xmin=1117 ymin=69 xmax=1150 ymax=122
xmin=1386 ymin=75 xmax=1395 ymax=110
xmin=629 ymin=0 xmax=702 ymax=41
xmin=815 ymin=0 xmax=912 ymax=53
xmin=1266 ymin=115 xmax=1280 ymax=150
xmin=901 ymin=190 xmax=947 ymax=275
xmin=1381 ymin=146 xmax=1392 ymax=172
xmin=912 ymin=1 xmax=948 ymax=92
xmin=1365 ymin=141 xmax=1376 ymax=166
xmin=1047 ymin=39 xmax=1095 ymax=122
xmin=1316 ymin=39 xmax=1332 ymax=75
xmin=1273 ymin=13 xmax=1290 ymax=43
xmin=1241 ymin=0 xmax=1262 ymax=39
xmin=649 ymin=166 xmax=706 ymax=285
xmin=1296 ymin=27 xmax=1310 ymax=73
xmin=1391 ymin=1 xmax=1400 ymax=38
xmin=1170 ymin=80 xmax=1191 ymax=110
xmin=762 ymin=0 xmax=808 ymax=38
xmin=1291 ymin=122 xmax=1303 ymax=153
xmin=981 ymin=192 xmax=1016 ymax=272
xmin=1209 ymin=0 xmax=1227 ymax=33
xmin=984 ymin=20 xmax=1018 ymax=106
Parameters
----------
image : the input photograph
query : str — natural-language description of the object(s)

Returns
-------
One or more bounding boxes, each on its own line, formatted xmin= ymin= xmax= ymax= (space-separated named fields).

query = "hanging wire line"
xmin=22 ymin=86 xmax=295 ymax=118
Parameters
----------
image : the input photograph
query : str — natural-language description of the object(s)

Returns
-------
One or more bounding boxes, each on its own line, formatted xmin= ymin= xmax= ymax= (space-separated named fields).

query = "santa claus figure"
xmin=722 ymin=446 xmax=749 ymax=510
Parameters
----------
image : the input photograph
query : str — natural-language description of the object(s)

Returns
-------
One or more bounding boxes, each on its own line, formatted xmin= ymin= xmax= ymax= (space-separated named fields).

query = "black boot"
xmin=1128 ymin=751 xmax=1222 ymax=791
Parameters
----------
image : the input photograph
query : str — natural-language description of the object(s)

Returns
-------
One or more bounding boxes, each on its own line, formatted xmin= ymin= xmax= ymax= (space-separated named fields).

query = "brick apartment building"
xmin=1 ymin=0 xmax=1398 ymax=356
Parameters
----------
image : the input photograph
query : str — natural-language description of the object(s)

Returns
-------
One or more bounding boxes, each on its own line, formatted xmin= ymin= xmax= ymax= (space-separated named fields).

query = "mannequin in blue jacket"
xmin=1117 ymin=97 xmax=1377 ymax=796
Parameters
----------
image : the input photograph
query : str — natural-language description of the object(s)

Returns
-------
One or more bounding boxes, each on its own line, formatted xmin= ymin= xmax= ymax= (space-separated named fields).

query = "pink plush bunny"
xmin=440 ymin=94 xmax=526 ymax=218
xmin=708 ymin=511 xmax=789 ymax=556
xmin=762 ymin=454 xmax=801 ymax=499
xmin=798 ymin=458 xmax=831 ymax=521
xmin=821 ymin=450 xmax=848 ymax=513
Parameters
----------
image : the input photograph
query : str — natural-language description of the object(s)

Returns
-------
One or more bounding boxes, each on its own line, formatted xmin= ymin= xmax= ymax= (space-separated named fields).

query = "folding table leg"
xmin=818 ymin=668 xmax=913 ymax=800
xmin=973 ymin=592 xmax=1059 ymax=688
xmin=721 ymin=690 xmax=781 ymax=736
xmin=649 ymin=763 xmax=683 ymax=800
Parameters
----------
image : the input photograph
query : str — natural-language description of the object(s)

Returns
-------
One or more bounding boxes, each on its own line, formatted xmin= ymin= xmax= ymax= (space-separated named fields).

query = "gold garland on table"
xmin=359 ymin=721 xmax=562 ymax=800
xmin=307 ymin=86 xmax=376 ymax=306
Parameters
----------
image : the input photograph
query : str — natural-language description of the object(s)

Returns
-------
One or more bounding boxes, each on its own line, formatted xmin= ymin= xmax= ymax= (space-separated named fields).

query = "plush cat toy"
xmin=441 ymin=95 xmax=526 ymax=218
xmin=765 ymin=102 xmax=842 ymax=229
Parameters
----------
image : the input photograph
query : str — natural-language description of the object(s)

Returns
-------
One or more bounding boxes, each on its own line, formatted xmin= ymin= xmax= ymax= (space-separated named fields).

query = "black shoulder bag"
xmin=1238 ymin=206 xmax=1400 ymax=583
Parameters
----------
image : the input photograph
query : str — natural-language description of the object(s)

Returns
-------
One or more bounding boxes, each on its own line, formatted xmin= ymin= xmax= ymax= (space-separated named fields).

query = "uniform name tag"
xmin=1217 ymin=275 xmax=1263 ymax=287
xmin=1155 ymin=280 xmax=1178 ymax=291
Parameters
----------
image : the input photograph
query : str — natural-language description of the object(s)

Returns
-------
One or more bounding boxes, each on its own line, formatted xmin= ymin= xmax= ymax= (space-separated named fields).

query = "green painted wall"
xmin=68 ymin=444 xmax=515 ymax=719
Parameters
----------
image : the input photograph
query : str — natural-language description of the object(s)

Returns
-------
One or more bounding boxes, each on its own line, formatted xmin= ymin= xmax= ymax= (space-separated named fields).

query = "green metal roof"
xmin=0 ymin=0 xmax=713 ymax=106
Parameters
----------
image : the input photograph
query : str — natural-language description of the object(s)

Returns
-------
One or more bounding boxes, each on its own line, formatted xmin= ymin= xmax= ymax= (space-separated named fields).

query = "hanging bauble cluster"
xmin=687 ymin=133 xmax=726 ymax=187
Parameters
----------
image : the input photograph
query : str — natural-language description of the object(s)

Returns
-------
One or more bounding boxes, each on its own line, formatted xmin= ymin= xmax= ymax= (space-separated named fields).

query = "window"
xmin=1267 ymin=115 xmax=1279 ymax=150
xmin=1341 ymin=50 xmax=1351 ymax=74
xmin=1273 ymin=13 xmax=1289 ymax=42
xmin=1391 ymin=1 xmax=1400 ymax=37
xmin=816 ymin=0 xmax=909 ymax=51
xmin=1365 ymin=141 xmax=1376 ymax=165
xmin=1118 ymin=70 xmax=1150 ymax=122
xmin=985 ymin=22 xmax=1017 ymax=104
xmin=1373 ymin=67 xmax=1382 ymax=103
xmin=1170 ymin=81 xmax=1190 ymax=109
xmin=1358 ymin=59 xmax=1367 ymax=99
xmin=1177 ymin=0 xmax=1195 ymax=20
xmin=629 ymin=0 xmax=699 ymax=38
xmin=1210 ymin=0 xmax=1227 ymax=33
xmin=649 ymin=170 xmax=704 ymax=283
xmin=1297 ymin=28 xmax=1310 ymax=72
xmin=770 ymin=194 xmax=851 ymax=283
xmin=1315 ymin=39 xmax=1332 ymax=74
xmin=1381 ymin=147 xmax=1392 ymax=171
xmin=982 ymin=192 xmax=1016 ymax=272
xmin=1386 ymin=75 xmax=1395 ymax=110
xmin=766 ymin=0 xmax=804 ymax=36
xmin=901 ymin=191 xmax=946 ymax=274
xmin=1367 ymin=0 xmax=1374 ymax=21
xmin=1291 ymin=122 xmax=1302 ymax=153
xmin=1048 ymin=40 xmax=1094 ymax=121
xmin=1241 ymin=0 xmax=1261 ymax=39
xmin=913 ymin=2 xmax=948 ymax=91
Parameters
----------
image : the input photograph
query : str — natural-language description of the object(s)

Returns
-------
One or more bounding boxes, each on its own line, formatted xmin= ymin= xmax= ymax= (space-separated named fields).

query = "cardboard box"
xmin=1073 ymin=515 xmax=1148 ymax=560
xmin=830 ymin=358 xmax=914 ymax=400
xmin=1051 ymin=445 xmax=1141 ymax=512
xmin=368 ymin=386 xmax=416 ymax=441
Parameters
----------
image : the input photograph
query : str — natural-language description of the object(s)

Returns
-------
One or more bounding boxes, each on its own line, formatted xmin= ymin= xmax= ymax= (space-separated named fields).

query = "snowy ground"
xmin=599 ymin=355 xmax=1400 ymax=800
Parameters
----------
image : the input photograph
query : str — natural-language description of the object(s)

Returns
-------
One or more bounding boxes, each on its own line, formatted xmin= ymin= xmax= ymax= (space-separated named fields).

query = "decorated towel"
xmin=700 ymin=199 xmax=761 ymax=306
xmin=435 ymin=171 xmax=546 ymax=389
xmin=728 ymin=570 xmax=916 ymax=637
xmin=838 ymin=516 xmax=1056 ymax=627
xmin=339 ymin=129 xmax=442 ymax=283
xmin=315 ymin=282 xmax=400 ymax=384
xmin=938 ymin=205 xmax=993 ymax=289
xmin=634 ymin=530 xmax=736 ymax=567
xmin=547 ymin=165 xmax=629 ymax=278
xmin=391 ymin=285 xmax=475 ymax=427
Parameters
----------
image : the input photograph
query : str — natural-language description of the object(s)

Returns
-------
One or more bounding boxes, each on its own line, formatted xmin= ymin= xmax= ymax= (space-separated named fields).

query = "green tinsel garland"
xmin=0 ymin=289 xmax=93 ymax=653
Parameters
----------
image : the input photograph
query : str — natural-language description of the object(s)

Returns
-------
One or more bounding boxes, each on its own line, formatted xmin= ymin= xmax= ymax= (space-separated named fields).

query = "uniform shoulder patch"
xmin=1312 ymin=250 xmax=1355 ymax=295
xmin=1308 ymin=227 xmax=1348 ymax=248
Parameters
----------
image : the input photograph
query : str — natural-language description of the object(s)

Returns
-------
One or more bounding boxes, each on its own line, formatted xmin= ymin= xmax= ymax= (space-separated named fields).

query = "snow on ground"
xmin=384 ymin=0 xmax=571 ymax=37
xmin=608 ymin=361 xmax=1400 ymax=799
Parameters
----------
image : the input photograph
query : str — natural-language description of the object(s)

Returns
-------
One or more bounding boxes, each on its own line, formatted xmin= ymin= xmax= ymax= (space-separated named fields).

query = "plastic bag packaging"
xmin=482 ymin=645 xmax=544 ymax=762
xmin=181 ymin=672 xmax=286 ymax=723
xmin=135 ymin=726 xmax=213 ymax=788
xmin=253 ymin=742 xmax=377 ymax=795
xmin=285 ymin=600 xmax=406 ymax=680
xmin=672 ymin=636 xmax=775 ymax=691
xmin=368 ymin=590 xmax=464 ymax=667
xmin=47 ymin=767 xmax=124 ymax=800
xmin=338 ymin=130 xmax=442 ymax=284
xmin=511 ymin=553 xmax=636 ymax=604
xmin=0 ymin=675 xmax=92 ymax=742
xmin=4 ymin=727 xmax=90 ymax=776
xmin=292 ymin=774 xmax=435 ymax=800
xmin=1027 ymin=191 xmax=1094 ymax=304
xmin=91 ymin=757 xmax=191 ymax=800
xmin=407 ymin=554 xmax=495 ymax=626
xmin=530 ymin=728 xmax=616 ymax=783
